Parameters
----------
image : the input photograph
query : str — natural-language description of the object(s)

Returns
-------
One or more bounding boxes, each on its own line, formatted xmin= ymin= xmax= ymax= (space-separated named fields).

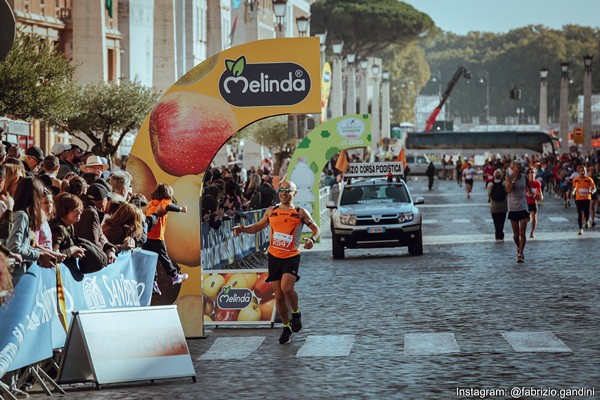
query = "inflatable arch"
xmin=285 ymin=114 xmax=372 ymax=229
xmin=128 ymin=38 xmax=321 ymax=336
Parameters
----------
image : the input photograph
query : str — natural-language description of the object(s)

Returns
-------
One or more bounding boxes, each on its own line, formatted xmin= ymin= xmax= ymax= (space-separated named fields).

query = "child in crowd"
xmin=143 ymin=183 xmax=188 ymax=295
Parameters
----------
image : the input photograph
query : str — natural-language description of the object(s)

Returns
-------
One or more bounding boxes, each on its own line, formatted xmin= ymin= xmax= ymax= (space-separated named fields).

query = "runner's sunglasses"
xmin=278 ymin=188 xmax=295 ymax=193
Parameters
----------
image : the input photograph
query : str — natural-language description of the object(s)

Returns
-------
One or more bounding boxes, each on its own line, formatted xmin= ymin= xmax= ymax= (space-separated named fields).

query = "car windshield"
xmin=340 ymin=184 xmax=409 ymax=205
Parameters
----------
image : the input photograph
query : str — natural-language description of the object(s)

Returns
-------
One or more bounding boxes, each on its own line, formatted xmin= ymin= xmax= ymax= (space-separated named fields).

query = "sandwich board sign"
xmin=58 ymin=306 xmax=196 ymax=387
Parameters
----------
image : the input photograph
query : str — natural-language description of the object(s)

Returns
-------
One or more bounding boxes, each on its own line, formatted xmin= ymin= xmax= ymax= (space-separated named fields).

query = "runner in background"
xmin=462 ymin=163 xmax=476 ymax=199
xmin=572 ymin=165 xmax=596 ymax=235
xmin=526 ymin=168 xmax=543 ymax=238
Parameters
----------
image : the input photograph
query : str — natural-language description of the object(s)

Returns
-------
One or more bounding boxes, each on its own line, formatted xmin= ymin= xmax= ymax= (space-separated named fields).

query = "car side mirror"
xmin=326 ymin=201 xmax=337 ymax=209
xmin=413 ymin=196 xmax=425 ymax=205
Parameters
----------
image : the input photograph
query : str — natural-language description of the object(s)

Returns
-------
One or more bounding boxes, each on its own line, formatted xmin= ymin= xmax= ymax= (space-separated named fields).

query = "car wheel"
xmin=332 ymin=232 xmax=345 ymax=259
xmin=408 ymin=228 xmax=423 ymax=256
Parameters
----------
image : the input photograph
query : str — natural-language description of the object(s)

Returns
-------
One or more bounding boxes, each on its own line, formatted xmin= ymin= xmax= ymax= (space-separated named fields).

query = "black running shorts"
xmin=508 ymin=210 xmax=530 ymax=222
xmin=266 ymin=253 xmax=301 ymax=282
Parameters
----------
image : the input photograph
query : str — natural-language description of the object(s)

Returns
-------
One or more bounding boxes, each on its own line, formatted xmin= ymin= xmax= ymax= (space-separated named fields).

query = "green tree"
xmin=0 ymin=31 xmax=77 ymax=123
xmin=381 ymin=43 xmax=430 ymax=124
xmin=310 ymin=0 xmax=435 ymax=58
xmin=61 ymin=79 xmax=160 ymax=164
xmin=239 ymin=116 xmax=295 ymax=175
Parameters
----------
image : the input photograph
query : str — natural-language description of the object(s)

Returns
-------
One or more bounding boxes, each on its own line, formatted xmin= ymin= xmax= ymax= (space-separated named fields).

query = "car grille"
xmin=356 ymin=214 xmax=398 ymax=226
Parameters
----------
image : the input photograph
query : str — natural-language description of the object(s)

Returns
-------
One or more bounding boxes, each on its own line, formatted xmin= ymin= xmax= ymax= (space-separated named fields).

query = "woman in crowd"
xmin=102 ymin=203 xmax=145 ymax=252
xmin=49 ymin=193 xmax=86 ymax=264
xmin=35 ymin=188 xmax=66 ymax=262
xmin=487 ymin=169 xmax=508 ymax=243
xmin=7 ymin=177 xmax=57 ymax=283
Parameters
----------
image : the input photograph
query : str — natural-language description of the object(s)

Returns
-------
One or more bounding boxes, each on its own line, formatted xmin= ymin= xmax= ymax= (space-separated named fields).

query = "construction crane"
xmin=424 ymin=66 xmax=471 ymax=132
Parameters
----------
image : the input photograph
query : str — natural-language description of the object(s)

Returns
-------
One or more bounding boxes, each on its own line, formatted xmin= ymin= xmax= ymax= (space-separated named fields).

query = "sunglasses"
xmin=278 ymin=188 xmax=295 ymax=194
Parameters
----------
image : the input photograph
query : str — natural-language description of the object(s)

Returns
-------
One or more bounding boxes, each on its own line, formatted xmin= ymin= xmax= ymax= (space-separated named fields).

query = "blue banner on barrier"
xmin=0 ymin=250 xmax=157 ymax=378
xmin=201 ymin=209 xmax=270 ymax=270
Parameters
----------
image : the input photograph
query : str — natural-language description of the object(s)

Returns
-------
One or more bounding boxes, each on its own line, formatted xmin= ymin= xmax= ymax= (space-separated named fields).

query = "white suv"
xmin=326 ymin=178 xmax=424 ymax=259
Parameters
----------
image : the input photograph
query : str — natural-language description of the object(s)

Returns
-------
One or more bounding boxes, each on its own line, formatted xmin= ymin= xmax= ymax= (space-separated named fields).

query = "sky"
xmin=402 ymin=0 xmax=600 ymax=35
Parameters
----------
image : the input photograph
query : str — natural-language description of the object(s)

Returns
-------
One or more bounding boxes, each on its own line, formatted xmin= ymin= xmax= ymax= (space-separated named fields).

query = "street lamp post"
xmin=381 ymin=71 xmax=391 ymax=142
xmin=359 ymin=58 xmax=369 ymax=114
xmin=583 ymin=55 xmax=593 ymax=155
xmin=315 ymin=32 xmax=326 ymax=69
xmin=559 ymin=62 xmax=570 ymax=154
xmin=345 ymin=53 xmax=356 ymax=115
xmin=479 ymin=71 xmax=490 ymax=125
xmin=273 ymin=0 xmax=286 ymax=38
xmin=539 ymin=68 xmax=549 ymax=132
xmin=330 ymin=41 xmax=344 ymax=118
xmin=295 ymin=15 xmax=309 ymax=37
xmin=370 ymin=64 xmax=381 ymax=162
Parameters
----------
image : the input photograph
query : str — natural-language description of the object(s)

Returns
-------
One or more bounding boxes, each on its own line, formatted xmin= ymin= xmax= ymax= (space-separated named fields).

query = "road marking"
xmin=502 ymin=331 xmax=572 ymax=353
xmin=422 ymin=219 xmax=438 ymax=225
xmin=485 ymin=219 xmax=493 ymax=223
xmin=548 ymin=216 xmax=569 ymax=222
xmin=296 ymin=335 xmax=355 ymax=358
xmin=198 ymin=336 xmax=265 ymax=360
xmin=419 ymin=203 xmax=489 ymax=208
xmin=452 ymin=218 xmax=470 ymax=223
xmin=404 ymin=332 xmax=460 ymax=355
xmin=423 ymin=231 xmax=600 ymax=245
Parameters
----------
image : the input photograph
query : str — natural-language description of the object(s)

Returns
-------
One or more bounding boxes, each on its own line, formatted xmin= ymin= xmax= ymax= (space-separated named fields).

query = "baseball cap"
xmin=25 ymin=146 xmax=44 ymax=161
xmin=50 ymin=142 xmax=72 ymax=156
xmin=86 ymin=183 xmax=113 ymax=201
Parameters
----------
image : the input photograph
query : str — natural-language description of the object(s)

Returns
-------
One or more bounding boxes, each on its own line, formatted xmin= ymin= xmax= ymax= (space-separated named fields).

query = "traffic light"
xmin=510 ymin=88 xmax=516 ymax=99
xmin=517 ymin=89 xmax=522 ymax=100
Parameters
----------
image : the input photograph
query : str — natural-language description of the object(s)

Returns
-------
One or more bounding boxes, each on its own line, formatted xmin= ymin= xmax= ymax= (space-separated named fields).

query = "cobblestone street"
xmin=27 ymin=177 xmax=600 ymax=399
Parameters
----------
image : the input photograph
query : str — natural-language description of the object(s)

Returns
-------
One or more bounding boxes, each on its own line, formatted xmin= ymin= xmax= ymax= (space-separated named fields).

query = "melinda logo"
xmin=216 ymin=286 xmax=253 ymax=310
xmin=219 ymin=56 xmax=311 ymax=107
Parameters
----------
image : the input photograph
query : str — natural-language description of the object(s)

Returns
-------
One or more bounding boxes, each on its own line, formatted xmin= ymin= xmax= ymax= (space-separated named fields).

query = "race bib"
xmin=272 ymin=231 xmax=293 ymax=250
xmin=579 ymin=188 xmax=589 ymax=197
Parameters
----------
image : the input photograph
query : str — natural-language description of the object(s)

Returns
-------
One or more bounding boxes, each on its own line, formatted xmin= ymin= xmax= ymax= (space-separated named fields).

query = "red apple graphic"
xmin=253 ymin=272 xmax=274 ymax=300
xmin=149 ymin=91 xmax=237 ymax=176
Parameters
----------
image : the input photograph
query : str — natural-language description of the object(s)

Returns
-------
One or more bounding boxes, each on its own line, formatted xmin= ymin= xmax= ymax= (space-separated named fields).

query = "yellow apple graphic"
xmin=204 ymin=274 xmax=225 ymax=301
xmin=238 ymin=301 xmax=261 ymax=322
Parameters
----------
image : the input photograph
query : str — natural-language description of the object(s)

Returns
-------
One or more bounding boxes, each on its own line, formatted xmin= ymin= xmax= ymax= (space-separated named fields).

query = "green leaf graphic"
xmin=321 ymin=130 xmax=331 ymax=138
xmin=367 ymin=134 xmax=372 ymax=142
xmin=223 ymin=286 xmax=230 ymax=295
xmin=232 ymin=56 xmax=246 ymax=77
xmin=298 ymin=137 xmax=311 ymax=149
xmin=325 ymin=147 xmax=340 ymax=160
xmin=225 ymin=59 xmax=235 ymax=72
xmin=310 ymin=161 xmax=319 ymax=174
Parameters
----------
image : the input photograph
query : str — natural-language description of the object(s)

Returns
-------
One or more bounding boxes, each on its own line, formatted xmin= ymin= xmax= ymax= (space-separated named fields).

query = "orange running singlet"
xmin=268 ymin=206 xmax=304 ymax=259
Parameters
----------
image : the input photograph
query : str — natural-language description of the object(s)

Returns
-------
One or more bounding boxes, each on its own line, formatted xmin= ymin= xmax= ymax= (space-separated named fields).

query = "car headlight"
xmin=398 ymin=212 xmax=414 ymax=223
xmin=339 ymin=214 xmax=357 ymax=226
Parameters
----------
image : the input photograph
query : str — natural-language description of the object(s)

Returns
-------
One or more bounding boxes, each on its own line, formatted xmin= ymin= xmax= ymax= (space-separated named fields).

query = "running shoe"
xmin=172 ymin=272 xmax=189 ymax=285
xmin=153 ymin=281 xmax=162 ymax=295
xmin=578 ymin=229 xmax=583 ymax=236
xmin=517 ymin=254 xmax=524 ymax=263
xmin=593 ymin=221 xmax=596 ymax=227
xmin=291 ymin=311 xmax=302 ymax=333
xmin=279 ymin=326 xmax=293 ymax=344
xmin=585 ymin=221 xmax=590 ymax=229
xmin=529 ymin=233 xmax=535 ymax=238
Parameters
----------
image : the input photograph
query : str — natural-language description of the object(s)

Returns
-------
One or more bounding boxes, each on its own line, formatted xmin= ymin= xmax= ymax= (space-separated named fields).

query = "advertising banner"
xmin=285 ymin=114 xmax=372 ymax=227
xmin=128 ymin=38 xmax=321 ymax=337
xmin=321 ymin=62 xmax=332 ymax=123
xmin=0 ymin=250 xmax=157 ymax=378
xmin=201 ymin=209 xmax=269 ymax=271
xmin=58 ymin=307 xmax=195 ymax=385
xmin=203 ymin=270 xmax=275 ymax=326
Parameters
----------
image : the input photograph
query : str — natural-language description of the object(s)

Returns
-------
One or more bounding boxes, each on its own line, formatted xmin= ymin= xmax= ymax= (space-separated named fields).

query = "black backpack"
xmin=490 ymin=182 xmax=506 ymax=202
